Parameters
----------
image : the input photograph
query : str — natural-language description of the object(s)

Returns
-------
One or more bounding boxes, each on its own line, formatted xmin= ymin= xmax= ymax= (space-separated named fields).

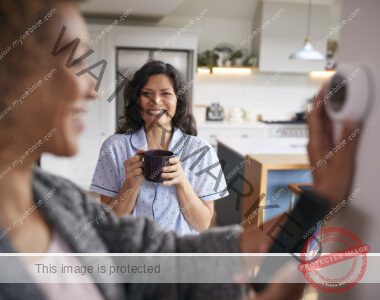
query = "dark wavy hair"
xmin=117 ymin=61 xmax=197 ymax=136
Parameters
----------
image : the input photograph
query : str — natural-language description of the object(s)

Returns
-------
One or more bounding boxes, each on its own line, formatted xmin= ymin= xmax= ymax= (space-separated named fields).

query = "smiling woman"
xmin=119 ymin=61 xmax=197 ymax=136
xmin=90 ymin=61 xmax=229 ymax=235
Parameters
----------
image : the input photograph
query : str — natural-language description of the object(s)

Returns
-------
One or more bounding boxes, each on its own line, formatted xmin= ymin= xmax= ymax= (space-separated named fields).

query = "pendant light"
xmin=289 ymin=0 xmax=324 ymax=60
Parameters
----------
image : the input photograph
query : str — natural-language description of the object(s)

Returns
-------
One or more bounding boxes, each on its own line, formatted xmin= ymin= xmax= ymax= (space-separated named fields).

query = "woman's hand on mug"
xmin=161 ymin=157 xmax=187 ymax=187
xmin=124 ymin=149 xmax=145 ymax=187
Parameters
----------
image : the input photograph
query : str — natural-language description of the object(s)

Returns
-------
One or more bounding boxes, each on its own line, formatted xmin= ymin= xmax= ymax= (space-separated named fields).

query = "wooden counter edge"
xmin=246 ymin=154 xmax=310 ymax=170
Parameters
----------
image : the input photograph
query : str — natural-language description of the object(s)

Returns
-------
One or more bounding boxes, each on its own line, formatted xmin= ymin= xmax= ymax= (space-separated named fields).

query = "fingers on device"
xmin=325 ymin=63 xmax=375 ymax=142
xmin=251 ymin=191 xmax=329 ymax=293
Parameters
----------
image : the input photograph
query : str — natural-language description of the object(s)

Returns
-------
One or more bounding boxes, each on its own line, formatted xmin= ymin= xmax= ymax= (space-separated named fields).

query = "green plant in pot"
xmin=206 ymin=50 xmax=219 ymax=72
xmin=230 ymin=49 xmax=243 ymax=66
xmin=197 ymin=50 xmax=219 ymax=73
xmin=197 ymin=53 xmax=208 ymax=68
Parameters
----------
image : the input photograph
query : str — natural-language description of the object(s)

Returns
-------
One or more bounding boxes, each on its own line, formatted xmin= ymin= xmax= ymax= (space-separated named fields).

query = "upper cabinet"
xmin=252 ymin=1 xmax=330 ymax=73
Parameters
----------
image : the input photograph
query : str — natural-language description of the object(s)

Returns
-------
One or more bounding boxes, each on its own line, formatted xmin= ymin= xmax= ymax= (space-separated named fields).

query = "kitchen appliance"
xmin=295 ymin=112 xmax=307 ymax=121
xmin=258 ymin=113 xmax=307 ymax=124
xmin=270 ymin=126 xmax=308 ymax=138
xmin=260 ymin=120 xmax=306 ymax=125
xmin=206 ymin=102 xmax=225 ymax=121
xmin=228 ymin=107 xmax=246 ymax=122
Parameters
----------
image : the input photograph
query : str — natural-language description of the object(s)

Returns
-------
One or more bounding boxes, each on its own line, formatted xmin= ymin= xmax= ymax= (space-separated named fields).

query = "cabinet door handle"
xmin=241 ymin=134 xmax=249 ymax=138
xmin=210 ymin=134 xmax=217 ymax=138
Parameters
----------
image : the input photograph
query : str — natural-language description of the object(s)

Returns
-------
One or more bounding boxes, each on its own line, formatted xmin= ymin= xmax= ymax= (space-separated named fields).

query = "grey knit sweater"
xmin=0 ymin=167 xmax=243 ymax=300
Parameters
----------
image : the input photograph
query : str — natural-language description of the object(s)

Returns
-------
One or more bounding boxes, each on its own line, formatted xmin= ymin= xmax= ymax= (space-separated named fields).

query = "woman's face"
xmin=6 ymin=3 xmax=97 ymax=158
xmin=139 ymin=74 xmax=177 ymax=130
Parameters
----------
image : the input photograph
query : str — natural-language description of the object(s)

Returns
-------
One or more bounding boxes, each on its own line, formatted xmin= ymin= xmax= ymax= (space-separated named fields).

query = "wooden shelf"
xmin=197 ymin=66 xmax=258 ymax=75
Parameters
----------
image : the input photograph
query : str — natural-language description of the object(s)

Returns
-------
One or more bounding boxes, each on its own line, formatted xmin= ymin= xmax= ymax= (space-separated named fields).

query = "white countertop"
xmin=197 ymin=120 xmax=307 ymax=129
xmin=197 ymin=120 xmax=268 ymax=128
xmin=217 ymin=137 xmax=309 ymax=157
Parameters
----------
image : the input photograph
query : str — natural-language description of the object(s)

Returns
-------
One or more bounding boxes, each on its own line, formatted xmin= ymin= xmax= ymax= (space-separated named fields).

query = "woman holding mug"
xmin=90 ymin=61 xmax=228 ymax=235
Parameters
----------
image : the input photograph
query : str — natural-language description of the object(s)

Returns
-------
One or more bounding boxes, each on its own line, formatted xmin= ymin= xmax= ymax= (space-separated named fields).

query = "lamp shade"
xmin=289 ymin=39 xmax=325 ymax=60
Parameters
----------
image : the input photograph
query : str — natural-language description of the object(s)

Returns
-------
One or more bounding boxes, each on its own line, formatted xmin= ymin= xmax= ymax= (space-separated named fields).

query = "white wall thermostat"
xmin=325 ymin=63 xmax=375 ymax=141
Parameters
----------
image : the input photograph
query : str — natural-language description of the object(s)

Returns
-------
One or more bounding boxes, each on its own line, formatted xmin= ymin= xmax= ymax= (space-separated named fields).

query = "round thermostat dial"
xmin=325 ymin=63 xmax=375 ymax=122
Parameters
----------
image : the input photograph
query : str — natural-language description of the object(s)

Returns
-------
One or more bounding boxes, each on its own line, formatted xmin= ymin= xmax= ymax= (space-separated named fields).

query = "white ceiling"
xmin=265 ymin=0 xmax=337 ymax=5
xmin=169 ymin=0 xmax=337 ymax=20
xmin=79 ymin=0 xmax=184 ymax=17
xmin=79 ymin=0 xmax=339 ymax=20
xmin=169 ymin=0 xmax=259 ymax=19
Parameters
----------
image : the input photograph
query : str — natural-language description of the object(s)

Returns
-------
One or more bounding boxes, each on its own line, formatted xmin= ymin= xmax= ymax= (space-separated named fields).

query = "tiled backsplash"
xmin=193 ymin=72 xmax=325 ymax=121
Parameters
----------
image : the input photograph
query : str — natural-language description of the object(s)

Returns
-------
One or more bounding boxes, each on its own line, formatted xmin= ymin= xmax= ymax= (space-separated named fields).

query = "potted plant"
xmin=230 ymin=49 xmax=243 ymax=66
xmin=214 ymin=47 xmax=225 ymax=66
xmin=197 ymin=50 xmax=220 ymax=73
xmin=197 ymin=52 xmax=208 ymax=68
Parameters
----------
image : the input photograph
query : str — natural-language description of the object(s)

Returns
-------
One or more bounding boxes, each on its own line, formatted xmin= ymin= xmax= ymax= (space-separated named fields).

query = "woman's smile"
xmin=146 ymin=109 xmax=167 ymax=119
xmin=71 ymin=106 xmax=88 ymax=131
xmin=139 ymin=74 xmax=177 ymax=127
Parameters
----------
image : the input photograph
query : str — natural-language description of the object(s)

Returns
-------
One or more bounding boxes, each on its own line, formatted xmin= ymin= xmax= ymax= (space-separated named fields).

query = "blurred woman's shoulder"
xmin=33 ymin=166 xmax=88 ymax=211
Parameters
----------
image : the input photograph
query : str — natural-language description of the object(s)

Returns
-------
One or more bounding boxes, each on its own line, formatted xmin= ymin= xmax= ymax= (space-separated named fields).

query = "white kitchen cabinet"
xmin=198 ymin=126 xmax=267 ymax=148
xmin=198 ymin=122 xmax=309 ymax=150
xmin=197 ymin=122 xmax=308 ymax=149
xmin=252 ymin=1 xmax=330 ymax=73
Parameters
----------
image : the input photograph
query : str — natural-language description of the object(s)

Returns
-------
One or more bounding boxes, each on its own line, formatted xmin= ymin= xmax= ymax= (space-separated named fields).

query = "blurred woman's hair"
xmin=0 ymin=0 xmax=81 ymax=114
xmin=118 ymin=61 xmax=197 ymax=136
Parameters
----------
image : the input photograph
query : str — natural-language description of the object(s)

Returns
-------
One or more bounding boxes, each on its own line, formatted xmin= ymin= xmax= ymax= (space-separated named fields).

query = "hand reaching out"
xmin=307 ymin=85 xmax=362 ymax=206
